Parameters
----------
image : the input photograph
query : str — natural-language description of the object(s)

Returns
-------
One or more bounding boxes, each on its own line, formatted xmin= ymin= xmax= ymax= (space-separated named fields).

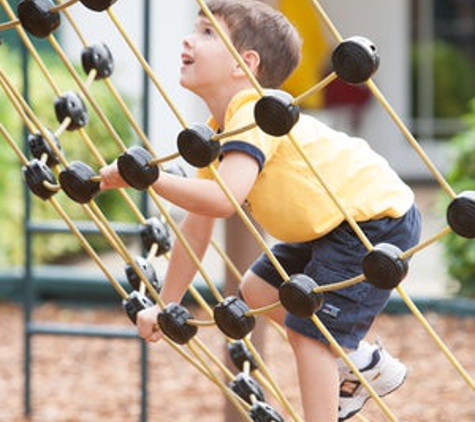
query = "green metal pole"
xmin=20 ymin=33 xmax=33 ymax=417
xmin=140 ymin=1 xmax=152 ymax=421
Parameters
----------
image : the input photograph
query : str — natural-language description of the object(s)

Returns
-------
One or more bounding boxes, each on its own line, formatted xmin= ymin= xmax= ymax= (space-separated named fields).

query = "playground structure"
xmin=0 ymin=1 xmax=474 ymax=421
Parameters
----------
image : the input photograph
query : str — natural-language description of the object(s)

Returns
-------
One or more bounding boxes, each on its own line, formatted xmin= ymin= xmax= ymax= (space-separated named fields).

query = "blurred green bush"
xmin=442 ymin=99 xmax=475 ymax=297
xmin=0 ymin=46 xmax=138 ymax=267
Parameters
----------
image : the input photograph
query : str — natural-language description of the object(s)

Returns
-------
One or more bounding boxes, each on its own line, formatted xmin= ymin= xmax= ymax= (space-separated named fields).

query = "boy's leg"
xmin=240 ymin=265 xmax=402 ymax=421
xmin=240 ymin=269 xmax=286 ymax=325
xmin=287 ymin=329 xmax=339 ymax=422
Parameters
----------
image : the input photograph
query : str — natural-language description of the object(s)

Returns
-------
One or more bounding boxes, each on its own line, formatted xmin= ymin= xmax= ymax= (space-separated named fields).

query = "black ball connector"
xmin=28 ymin=129 xmax=62 ymax=168
xmin=279 ymin=274 xmax=324 ymax=318
xmin=331 ymin=36 xmax=380 ymax=84
xmin=446 ymin=191 xmax=475 ymax=239
xmin=213 ymin=296 xmax=256 ymax=340
xmin=362 ymin=243 xmax=408 ymax=290
xmin=177 ymin=123 xmax=220 ymax=168
xmin=59 ymin=161 xmax=101 ymax=204
xmin=79 ymin=0 xmax=118 ymax=12
xmin=125 ymin=256 xmax=161 ymax=293
xmin=229 ymin=373 xmax=265 ymax=405
xmin=23 ymin=159 xmax=58 ymax=200
xmin=117 ymin=146 xmax=159 ymax=190
xmin=17 ymin=0 xmax=60 ymax=38
xmin=228 ymin=340 xmax=259 ymax=372
xmin=139 ymin=217 xmax=172 ymax=257
xmin=158 ymin=303 xmax=198 ymax=345
xmin=122 ymin=291 xmax=154 ymax=325
xmin=54 ymin=91 xmax=89 ymax=131
xmin=249 ymin=401 xmax=285 ymax=422
xmin=81 ymin=43 xmax=114 ymax=80
xmin=254 ymin=89 xmax=300 ymax=137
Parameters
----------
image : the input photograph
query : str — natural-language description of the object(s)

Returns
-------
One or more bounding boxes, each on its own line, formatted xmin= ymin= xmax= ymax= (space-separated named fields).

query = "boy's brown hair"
xmin=201 ymin=0 xmax=302 ymax=88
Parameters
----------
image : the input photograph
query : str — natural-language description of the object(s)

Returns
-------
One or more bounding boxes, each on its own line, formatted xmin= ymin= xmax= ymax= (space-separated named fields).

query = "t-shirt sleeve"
xmin=219 ymin=102 xmax=280 ymax=171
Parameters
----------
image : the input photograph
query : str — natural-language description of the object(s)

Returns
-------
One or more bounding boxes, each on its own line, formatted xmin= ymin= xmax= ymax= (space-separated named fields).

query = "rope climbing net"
xmin=1 ymin=1 xmax=474 ymax=421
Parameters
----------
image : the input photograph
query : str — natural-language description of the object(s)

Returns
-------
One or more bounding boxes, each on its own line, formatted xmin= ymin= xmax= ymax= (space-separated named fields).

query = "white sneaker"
xmin=338 ymin=343 xmax=407 ymax=421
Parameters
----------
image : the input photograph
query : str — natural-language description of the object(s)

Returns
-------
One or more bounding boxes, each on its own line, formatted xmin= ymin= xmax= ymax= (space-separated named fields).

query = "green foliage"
xmin=0 ymin=46 xmax=138 ymax=266
xmin=442 ymin=99 xmax=475 ymax=297
xmin=412 ymin=40 xmax=475 ymax=120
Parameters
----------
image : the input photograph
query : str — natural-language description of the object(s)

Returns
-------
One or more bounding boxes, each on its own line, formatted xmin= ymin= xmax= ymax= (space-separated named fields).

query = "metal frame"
xmin=21 ymin=2 xmax=152 ymax=421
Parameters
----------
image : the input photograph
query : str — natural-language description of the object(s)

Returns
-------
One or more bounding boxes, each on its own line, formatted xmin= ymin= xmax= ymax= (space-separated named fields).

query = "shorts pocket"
xmin=317 ymin=287 xmax=367 ymax=335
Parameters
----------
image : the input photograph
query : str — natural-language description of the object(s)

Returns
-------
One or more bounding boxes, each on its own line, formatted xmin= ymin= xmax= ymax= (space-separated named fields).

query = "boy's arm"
xmin=136 ymin=211 xmax=215 ymax=342
xmin=101 ymin=151 xmax=260 ymax=218
xmin=132 ymin=152 xmax=260 ymax=342
xmin=160 ymin=211 xmax=215 ymax=305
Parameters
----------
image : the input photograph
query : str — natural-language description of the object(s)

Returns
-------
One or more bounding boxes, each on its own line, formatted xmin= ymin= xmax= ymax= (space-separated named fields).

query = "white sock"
xmin=337 ymin=341 xmax=378 ymax=370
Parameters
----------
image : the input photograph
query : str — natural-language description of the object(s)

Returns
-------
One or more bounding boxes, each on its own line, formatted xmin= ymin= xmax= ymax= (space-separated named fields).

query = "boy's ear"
xmin=234 ymin=50 xmax=260 ymax=77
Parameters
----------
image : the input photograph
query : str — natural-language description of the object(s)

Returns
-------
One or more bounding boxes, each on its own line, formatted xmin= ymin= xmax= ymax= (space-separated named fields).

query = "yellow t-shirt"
xmin=198 ymin=89 xmax=414 ymax=242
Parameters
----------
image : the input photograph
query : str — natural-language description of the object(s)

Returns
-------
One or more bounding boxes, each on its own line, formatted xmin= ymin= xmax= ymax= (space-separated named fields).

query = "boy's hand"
xmin=99 ymin=161 xmax=129 ymax=191
xmin=137 ymin=305 xmax=163 ymax=343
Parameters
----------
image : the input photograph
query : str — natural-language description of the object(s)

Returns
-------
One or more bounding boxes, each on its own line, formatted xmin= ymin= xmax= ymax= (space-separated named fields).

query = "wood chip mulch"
xmin=1 ymin=301 xmax=474 ymax=422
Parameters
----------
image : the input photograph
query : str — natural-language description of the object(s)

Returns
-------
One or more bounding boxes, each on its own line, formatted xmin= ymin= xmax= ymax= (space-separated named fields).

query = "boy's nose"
xmin=182 ymin=34 xmax=194 ymax=48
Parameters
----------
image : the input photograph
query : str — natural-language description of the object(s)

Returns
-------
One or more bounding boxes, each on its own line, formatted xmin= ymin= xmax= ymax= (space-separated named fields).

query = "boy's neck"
xmin=203 ymin=80 xmax=253 ymax=129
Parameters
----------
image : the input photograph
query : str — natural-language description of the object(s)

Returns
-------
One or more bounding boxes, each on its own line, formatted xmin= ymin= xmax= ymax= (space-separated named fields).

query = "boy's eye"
xmin=203 ymin=27 xmax=214 ymax=36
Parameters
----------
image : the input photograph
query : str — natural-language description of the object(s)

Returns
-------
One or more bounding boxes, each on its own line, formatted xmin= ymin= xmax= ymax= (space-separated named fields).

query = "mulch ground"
xmin=1 ymin=301 xmax=474 ymax=422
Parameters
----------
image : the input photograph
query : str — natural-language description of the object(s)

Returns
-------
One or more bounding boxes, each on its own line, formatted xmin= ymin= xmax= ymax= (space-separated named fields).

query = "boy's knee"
xmin=239 ymin=275 xmax=253 ymax=304
xmin=286 ymin=328 xmax=303 ymax=349
xmin=239 ymin=271 xmax=273 ymax=308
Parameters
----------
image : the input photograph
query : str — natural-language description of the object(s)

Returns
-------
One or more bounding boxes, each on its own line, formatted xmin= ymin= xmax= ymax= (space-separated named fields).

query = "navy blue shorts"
xmin=250 ymin=205 xmax=422 ymax=349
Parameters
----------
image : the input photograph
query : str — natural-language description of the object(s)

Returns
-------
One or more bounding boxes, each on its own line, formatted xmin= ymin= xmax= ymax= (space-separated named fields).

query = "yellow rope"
xmin=0 ymin=124 xmax=28 ymax=165
xmin=3 ymin=13 xmax=275 ymax=406
xmin=0 ymin=71 xmax=69 ymax=168
xmin=401 ymin=226 xmax=452 ymax=260
xmin=367 ymin=80 xmax=456 ymax=199
xmin=1 ymin=12 xmax=299 ymax=419
xmin=106 ymin=8 xmax=189 ymax=129
xmin=208 ymin=165 xmax=290 ymax=282
xmin=309 ymin=0 xmax=456 ymax=200
xmin=396 ymin=286 xmax=475 ymax=389
xmin=0 ymin=125 xmax=131 ymax=299
xmin=187 ymin=340 xmax=255 ymax=420
xmin=309 ymin=314 xmax=400 ymax=422
xmin=1 ymin=0 xmax=62 ymax=95
xmin=3 ymin=1 xmax=473 ymax=420
xmin=60 ymin=7 xmax=161 ymax=157
xmin=0 ymin=18 xmax=19 ymax=31
xmin=293 ymin=71 xmax=338 ymax=106
xmin=0 ymin=78 xmax=259 ymax=418
xmin=287 ymin=129 xmax=374 ymax=251
xmin=194 ymin=0 xmax=264 ymax=96
xmin=0 ymin=69 xmax=165 ymax=306
xmin=51 ymin=0 xmax=78 ymax=13
xmin=146 ymin=189 xmax=225 ymax=303
xmin=244 ymin=338 xmax=305 ymax=422
xmin=47 ymin=35 xmax=129 ymax=152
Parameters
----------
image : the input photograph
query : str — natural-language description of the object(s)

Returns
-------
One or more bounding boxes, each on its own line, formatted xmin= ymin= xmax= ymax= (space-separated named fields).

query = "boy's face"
xmin=180 ymin=15 xmax=238 ymax=97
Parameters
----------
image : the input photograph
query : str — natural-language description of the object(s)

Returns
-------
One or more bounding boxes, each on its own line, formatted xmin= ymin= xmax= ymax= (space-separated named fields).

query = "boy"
xmin=100 ymin=1 xmax=421 ymax=420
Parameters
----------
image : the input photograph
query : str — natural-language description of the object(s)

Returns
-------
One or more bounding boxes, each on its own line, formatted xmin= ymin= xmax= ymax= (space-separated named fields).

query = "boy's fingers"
xmin=147 ymin=330 xmax=163 ymax=343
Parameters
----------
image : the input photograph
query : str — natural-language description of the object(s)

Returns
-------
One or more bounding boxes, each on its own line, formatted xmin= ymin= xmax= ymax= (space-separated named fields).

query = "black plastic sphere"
xmin=177 ymin=123 xmax=220 ymax=168
xmin=59 ymin=161 xmax=100 ymax=204
xmin=446 ymin=191 xmax=475 ymax=239
xmin=332 ymin=36 xmax=380 ymax=84
xmin=79 ymin=0 xmax=118 ymax=12
xmin=362 ymin=243 xmax=408 ymax=289
xmin=17 ymin=0 xmax=60 ymax=38
xmin=254 ymin=90 xmax=300 ymax=137
xmin=279 ymin=274 xmax=324 ymax=318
